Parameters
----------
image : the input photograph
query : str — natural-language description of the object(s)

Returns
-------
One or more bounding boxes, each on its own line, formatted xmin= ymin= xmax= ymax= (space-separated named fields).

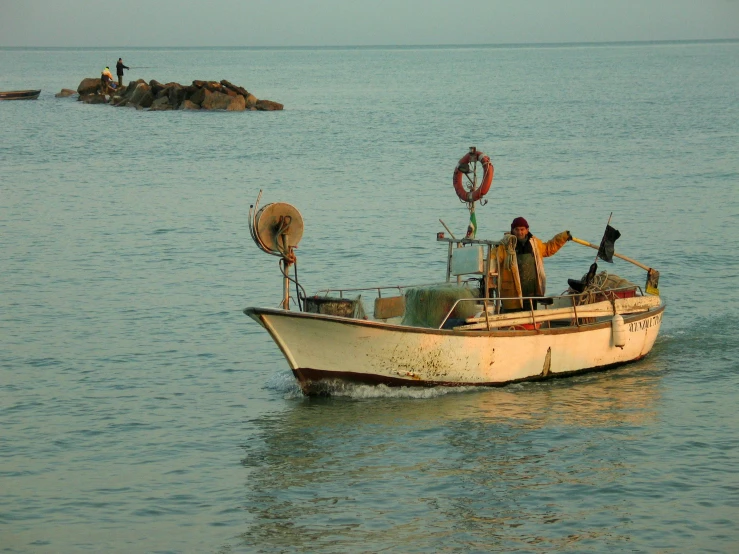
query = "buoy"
xmin=612 ymin=314 xmax=626 ymax=348
xmin=452 ymin=148 xmax=494 ymax=203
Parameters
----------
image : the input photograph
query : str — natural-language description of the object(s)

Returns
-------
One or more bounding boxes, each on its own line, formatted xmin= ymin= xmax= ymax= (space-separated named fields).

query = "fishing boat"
xmin=244 ymin=148 xmax=665 ymax=396
xmin=0 ymin=89 xmax=41 ymax=100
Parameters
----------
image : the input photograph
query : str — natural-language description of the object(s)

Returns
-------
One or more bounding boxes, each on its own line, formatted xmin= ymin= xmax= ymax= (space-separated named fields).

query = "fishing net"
xmin=568 ymin=272 xmax=637 ymax=305
xmin=304 ymin=295 xmax=367 ymax=319
xmin=402 ymin=285 xmax=479 ymax=328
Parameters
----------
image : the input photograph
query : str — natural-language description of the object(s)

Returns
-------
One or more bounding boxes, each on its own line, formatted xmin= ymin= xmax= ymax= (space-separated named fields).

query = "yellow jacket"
xmin=495 ymin=231 xmax=570 ymax=310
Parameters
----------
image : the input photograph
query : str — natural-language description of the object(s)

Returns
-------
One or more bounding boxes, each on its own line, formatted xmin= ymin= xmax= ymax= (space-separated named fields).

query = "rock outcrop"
xmin=67 ymin=78 xmax=283 ymax=111
xmin=77 ymin=78 xmax=101 ymax=96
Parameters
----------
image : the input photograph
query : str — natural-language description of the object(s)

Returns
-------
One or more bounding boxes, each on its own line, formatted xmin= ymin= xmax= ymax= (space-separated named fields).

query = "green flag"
xmin=465 ymin=209 xmax=477 ymax=239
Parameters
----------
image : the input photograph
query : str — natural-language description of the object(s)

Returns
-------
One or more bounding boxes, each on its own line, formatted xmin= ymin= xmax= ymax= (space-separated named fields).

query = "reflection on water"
xmin=236 ymin=364 xmax=662 ymax=552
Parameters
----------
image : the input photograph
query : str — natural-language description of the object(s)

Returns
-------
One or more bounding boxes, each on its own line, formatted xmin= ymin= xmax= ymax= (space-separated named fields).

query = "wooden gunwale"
xmin=245 ymin=303 xmax=664 ymax=337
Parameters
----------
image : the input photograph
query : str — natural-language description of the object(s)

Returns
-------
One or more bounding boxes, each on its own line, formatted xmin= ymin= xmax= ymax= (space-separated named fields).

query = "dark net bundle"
xmin=402 ymin=285 xmax=478 ymax=328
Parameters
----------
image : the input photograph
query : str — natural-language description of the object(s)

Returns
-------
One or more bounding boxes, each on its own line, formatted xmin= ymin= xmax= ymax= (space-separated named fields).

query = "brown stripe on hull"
xmin=293 ymin=355 xmax=648 ymax=396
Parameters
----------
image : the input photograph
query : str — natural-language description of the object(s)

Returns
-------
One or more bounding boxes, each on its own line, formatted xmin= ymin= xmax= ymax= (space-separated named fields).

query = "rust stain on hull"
xmin=541 ymin=347 xmax=552 ymax=377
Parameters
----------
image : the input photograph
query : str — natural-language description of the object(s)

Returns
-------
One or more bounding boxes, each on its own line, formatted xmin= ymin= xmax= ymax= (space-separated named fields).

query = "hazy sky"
xmin=1 ymin=0 xmax=738 ymax=47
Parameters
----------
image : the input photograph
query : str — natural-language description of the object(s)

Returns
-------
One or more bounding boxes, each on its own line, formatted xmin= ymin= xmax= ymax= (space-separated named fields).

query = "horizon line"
xmin=1 ymin=38 xmax=738 ymax=49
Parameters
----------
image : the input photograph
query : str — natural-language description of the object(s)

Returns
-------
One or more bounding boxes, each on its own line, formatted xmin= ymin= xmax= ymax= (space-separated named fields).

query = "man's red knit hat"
xmin=511 ymin=217 xmax=529 ymax=230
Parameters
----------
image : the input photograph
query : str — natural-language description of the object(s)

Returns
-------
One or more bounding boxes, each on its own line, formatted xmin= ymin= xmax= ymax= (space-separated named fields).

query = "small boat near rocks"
xmin=0 ymin=89 xmax=41 ymax=100
xmin=244 ymin=149 xmax=665 ymax=396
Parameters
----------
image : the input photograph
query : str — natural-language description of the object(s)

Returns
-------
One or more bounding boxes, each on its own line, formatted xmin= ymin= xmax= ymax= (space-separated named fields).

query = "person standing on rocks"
xmin=116 ymin=58 xmax=130 ymax=87
xmin=101 ymin=66 xmax=115 ymax=94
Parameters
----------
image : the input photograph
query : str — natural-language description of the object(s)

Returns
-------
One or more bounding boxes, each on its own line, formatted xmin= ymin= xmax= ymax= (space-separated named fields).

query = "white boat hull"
xmin=245 ymin=303 xmax=665 ymax=395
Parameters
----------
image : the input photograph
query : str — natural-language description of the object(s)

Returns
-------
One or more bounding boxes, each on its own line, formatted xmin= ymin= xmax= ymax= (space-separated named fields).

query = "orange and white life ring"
xmin=453 ymin=149 xmax=494 ymax=203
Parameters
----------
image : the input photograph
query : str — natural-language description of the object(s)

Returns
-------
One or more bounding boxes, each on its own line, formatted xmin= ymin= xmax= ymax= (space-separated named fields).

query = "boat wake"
xmin=658 ymin=312 xmax=738 ymax=364
xmin=264 ymin=371 xmax=304 ymax=398
xmin=316 ymin=382 xmax=483 ymax=400
xmin=265 ymin=370 xmax=492 ymax=400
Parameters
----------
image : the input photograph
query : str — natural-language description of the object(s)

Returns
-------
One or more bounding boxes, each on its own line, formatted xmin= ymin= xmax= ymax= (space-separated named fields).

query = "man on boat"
xmin=496 ymin=217 xmax=571 ymax=312
xmin=116 ymin=58 xmax=130 ymax=87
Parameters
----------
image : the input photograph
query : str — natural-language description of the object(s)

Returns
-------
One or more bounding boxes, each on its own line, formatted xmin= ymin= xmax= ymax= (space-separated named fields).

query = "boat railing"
xmin=307 ymin=280 xmax=483 ymax=320
xmin=438 ymin=286 xmax=653 ymax=331
xmin=311 ymin=282 xmax=460 ymax=299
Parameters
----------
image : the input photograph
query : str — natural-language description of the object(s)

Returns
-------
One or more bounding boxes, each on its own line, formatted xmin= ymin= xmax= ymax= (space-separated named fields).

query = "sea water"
xmin=1 ymin=42 xmax=738 ymax=552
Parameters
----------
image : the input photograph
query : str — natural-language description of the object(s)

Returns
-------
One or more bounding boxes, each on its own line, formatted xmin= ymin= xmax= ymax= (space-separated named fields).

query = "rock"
xmin=180 ymin=99 xmax=200 ymax=110
xmin=192 ymin=80 xmax=223 ymax=94
xmin=149 ymin=80 xmax=166 ymax=97
xmin=77 ymin=78 xmax=101 ymax=95
xmin=221 ymin=80 xmax=249 ymax=97
xmin=168 ymin=85 xmax=186 ymax=109
xmin=128 ymin=82 xmax=151 ymax=107
xmin=227 ymin=95 xmax=246 ymax=111
xmin=56 ymin=89 xmax=76 ymax=98
xmin=68 ymin=77 xmax=281 ymax=112
xmin=123 ymin=80 xmax=144 ymax=96
xmin=80 ymin=93 xmax=107 ymax=104
xmin=149 ymin=97 xmax=171 ymax=111
xmin=201 ymin=91 xmax=233 ymax=110
xmin=188 ymin=86 xmax=207 ymax=106
xmin=138 ymin=91 xmax=155 ymax=109
xmin=205 ymin=81 xmax=224 ymax=93
xmin=255 ymin=99 xmax=283 ymax=111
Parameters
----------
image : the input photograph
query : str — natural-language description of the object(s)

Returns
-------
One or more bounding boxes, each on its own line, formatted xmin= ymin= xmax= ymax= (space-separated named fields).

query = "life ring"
xmin=453 ymin=150 xmax=494 ymax=203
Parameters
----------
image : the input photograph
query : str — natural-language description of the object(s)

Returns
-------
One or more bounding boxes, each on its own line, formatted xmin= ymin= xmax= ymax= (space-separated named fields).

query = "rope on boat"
xmin=502 ymin=234 xmax=516 ymax=271
xmin=569 ymin=271 xmax=635 ymax=305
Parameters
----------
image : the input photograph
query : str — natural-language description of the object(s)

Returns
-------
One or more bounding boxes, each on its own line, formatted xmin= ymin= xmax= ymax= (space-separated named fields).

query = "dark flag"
xmin=597 ymin=225 xmax=621 ymax=263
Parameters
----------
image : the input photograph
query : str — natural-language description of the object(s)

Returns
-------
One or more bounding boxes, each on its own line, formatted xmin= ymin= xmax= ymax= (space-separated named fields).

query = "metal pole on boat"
xmin=438 ymin=219 xmax=456 ymax=240
xmin=484 ymin=243 xmax=493 ymax=305
xmin=439 ymin=219 xmax=456 ymax=283
xmin=281 ymin=264 xmax=290 ymax=310
xmin=281 ymin=234 xmax=291 ymax=310
xmin=571 ymin=234 xmax=660 ymax=295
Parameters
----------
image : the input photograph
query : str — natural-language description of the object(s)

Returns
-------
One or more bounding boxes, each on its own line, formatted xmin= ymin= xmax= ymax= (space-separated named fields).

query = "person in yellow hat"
xmin=100 ymin=66 xmax=115 ymax=94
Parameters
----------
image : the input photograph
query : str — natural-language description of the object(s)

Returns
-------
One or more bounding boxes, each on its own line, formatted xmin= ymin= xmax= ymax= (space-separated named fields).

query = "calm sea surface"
xmin=1 ymin=42 xmax=738 ymax=553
